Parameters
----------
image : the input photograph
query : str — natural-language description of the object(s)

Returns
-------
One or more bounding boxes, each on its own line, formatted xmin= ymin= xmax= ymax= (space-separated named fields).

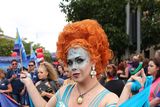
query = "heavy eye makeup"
xmin=67 ymin=57 xmax=85 ymax=66
xmin=149 ymin=64 xmax=154 ymax=67
xmin=75 ymin=57 xmax=84 ymax=64
xmin=67 ymin=60 xmax=73 ymax=66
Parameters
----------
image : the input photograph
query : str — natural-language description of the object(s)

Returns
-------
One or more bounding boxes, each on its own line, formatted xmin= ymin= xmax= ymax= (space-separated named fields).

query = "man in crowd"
xmin=6 ymin=59 xmax=24 ymax=104
xmin=27 ymin=60 xmax=39 ymax=84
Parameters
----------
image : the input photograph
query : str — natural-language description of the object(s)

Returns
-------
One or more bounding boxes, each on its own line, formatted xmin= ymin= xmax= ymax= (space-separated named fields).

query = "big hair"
xmin=39 ymin=62 xmax=58 ymax=81
xmin=56 ymin=19 xmax=113 ymax=74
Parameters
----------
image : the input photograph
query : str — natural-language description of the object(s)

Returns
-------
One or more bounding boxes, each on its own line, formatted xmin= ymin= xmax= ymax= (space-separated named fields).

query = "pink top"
xmin=149 ymin=77 xmax=160 ymax=101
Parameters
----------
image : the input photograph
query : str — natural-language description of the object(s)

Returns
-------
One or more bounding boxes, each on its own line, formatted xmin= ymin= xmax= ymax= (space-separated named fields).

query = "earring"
xmin=90 ymin=65 xmax=97 ymax=78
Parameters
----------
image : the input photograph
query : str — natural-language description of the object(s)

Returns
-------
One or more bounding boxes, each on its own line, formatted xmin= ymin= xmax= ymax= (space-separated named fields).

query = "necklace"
xmin=77 ymin=82 xmax=99 ymax=104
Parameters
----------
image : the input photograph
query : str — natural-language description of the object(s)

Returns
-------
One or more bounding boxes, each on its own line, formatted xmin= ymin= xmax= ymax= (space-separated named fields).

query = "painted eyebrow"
xmin=75 ymin=56 xmax=84 ymax=60
xmin=67 ymin=56 xmax=82 ymax=60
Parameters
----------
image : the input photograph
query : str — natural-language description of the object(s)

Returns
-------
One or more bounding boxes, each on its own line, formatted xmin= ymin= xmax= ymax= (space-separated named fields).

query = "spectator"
xmin=28 ymin=60 xmax=39 ymax=84
xmin=36 ymin=62 xmax=59 ymax=101
xmin=0 ymin=68 xmax=12 ymax=94
xmin=6 ymin=59 xmax=24 ymax=104
xmin=57 ymin=65 xmax=68 ymax=80
xmin=104 ymin=64 xmax=125 ymax=97
xmin=63 ymin=67 xmax=75 ymax=86
xmin=148 ymin=58 xmax=160 ymax=102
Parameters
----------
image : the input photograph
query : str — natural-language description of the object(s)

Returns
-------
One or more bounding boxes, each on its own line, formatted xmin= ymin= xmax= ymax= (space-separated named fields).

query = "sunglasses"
xmin=12 ymin=63 xmax=17 ymax=65
xmin=29 ymin=65 xmax=34 ymax=67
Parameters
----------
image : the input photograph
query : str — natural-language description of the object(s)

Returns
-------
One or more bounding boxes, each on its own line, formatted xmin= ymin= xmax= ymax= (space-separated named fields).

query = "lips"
xmin=72 ymin=73 xmax=80 ymax=78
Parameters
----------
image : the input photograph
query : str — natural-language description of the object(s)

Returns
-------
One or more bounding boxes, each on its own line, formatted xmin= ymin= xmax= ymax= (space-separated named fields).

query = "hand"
xmin=20 ymin=71 xmax=32 ymax=84
xmin=117 ymin=70 xmax=123 ymax=74
xmin=0 ymin=90 xmax=4 ymax=93
xmin=7 ymin=66 xmax=13 ymax=70
xmin=11 ymin=74 xmax=17 ymax=79
xmin=41 ymin=91 xmax=47 ymax=97
xmin=127 ymin=69 xmax=146 ymax=88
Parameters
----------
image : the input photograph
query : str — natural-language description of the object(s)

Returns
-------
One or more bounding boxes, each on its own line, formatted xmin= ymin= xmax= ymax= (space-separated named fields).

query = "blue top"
xmin=55 ymin=84 xmax=116 ymax=107
xmin=6 ymin=68 xmax=24 ymax=94
xmin=30 ymin=70 xmax=39 ymax=84
xmin=120 ymin=76 xmax=153 ymax=107
xmin=0 ymin=78 xmax=9 ymax=90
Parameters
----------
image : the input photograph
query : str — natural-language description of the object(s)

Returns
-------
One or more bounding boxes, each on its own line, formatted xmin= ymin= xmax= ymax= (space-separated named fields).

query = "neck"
xmin=30 ymin=70 xmax=35 ymax=73
xmin=77 ymin=77 xmax=99 ymax=91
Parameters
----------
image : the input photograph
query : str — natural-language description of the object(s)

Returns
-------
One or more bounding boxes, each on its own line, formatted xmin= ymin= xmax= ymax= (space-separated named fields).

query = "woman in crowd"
xmin=57 ymin=65 xmax=68 ymax=80
xmin=148 ymin=58 xmax=160 ymax=106
xmin=63 ymin=67 xmax=75 ymax=86
xmin=35 ymin=62 xmax=59 ymax=101
xmin=104 ymin=64 xmax=125 ymax=97
xmin=0 ymin=68 xmax=12 ymax=94
xmin=20 ymin=19 xmax=146 ymax=107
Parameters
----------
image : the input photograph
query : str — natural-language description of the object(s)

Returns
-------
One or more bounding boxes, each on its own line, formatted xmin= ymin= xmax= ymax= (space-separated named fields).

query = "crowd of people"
xmin=0 ymin=19 xmax=160 ymax=107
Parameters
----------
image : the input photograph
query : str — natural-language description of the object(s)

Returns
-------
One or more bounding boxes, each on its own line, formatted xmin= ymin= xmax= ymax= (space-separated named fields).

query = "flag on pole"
xmin=14 ymin=28 xmax=27 ymax=61
xmin=30 ymin=51 xmax=37 ymax=61
xmin=30 ymin=44 xmax=36 ymax=61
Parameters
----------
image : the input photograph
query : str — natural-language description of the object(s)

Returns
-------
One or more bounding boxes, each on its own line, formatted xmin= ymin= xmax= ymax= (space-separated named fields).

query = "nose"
xmin=70 ymin=62 xmax=78 ymax=72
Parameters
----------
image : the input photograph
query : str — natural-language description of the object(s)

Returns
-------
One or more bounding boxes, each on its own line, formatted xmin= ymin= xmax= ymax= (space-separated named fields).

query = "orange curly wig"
xmin=56 ymin=19 xmax=113 ymax=74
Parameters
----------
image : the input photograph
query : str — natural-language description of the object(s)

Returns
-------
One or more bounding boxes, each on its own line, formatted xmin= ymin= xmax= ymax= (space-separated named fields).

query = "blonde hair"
xmin=56 ymin=19 xmax=113 ymax=74
xmin=0 ymin=69 xmax=5 ymax=74
xmin=39 ymin=62 xmax=58 ymax=81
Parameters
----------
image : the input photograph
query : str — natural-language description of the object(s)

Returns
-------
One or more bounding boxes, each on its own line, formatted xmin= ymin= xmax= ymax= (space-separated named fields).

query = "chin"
xmin=73 ymin=78 xmax=83 ymax=83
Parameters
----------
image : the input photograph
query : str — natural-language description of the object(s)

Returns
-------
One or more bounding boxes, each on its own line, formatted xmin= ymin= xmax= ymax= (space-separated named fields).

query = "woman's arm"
xmin=24 ymin=78 xmax=47 ymax=107
xmin=117 ymin=69 xmax=146 ymax=106
xmin=0 ymin=84 xmax=12 ymax=93
xmin=117 ymin=82 xmax=132 ymax=106
xmin=150 ymin=91 xmax=160 ymax=107
xmin=20 ymin=72 xmax=57 ymax=107
xmin=150 ymin=97 xmax=160 ymax=107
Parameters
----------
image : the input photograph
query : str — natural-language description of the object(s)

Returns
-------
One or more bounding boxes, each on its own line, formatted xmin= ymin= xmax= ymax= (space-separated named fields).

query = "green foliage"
xmin=44 ymin=51 xmax=52 ymax=63
xmin=60 ymin=0 xmax=160 ymax=59
xmin=0 ymin=38 xmax=14 ymax=56
xmin=0 ymin=37 xmax=31 ymax=56
xmin=141 ymin=0 xmax=160 ymax=49
xmin=23 ymin=42 xmax=31 ymax=55
xmin=60 ymin=0 xmax=129 ymax=60
xmin=0 ymin=35 xmax=53 ymax=62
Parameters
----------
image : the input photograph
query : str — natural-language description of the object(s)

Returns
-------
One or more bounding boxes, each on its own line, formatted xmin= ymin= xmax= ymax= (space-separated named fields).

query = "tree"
xmin=60 ymin=0 xmax=129 ymax=61
xmin=60 ymin=0 xmax=160 ymax=60
xmin=0 ymin=37 xmax=32 ymax=56
xmin=141 ymin=0 xmax=160 ymax=50
xmin=0 ymin=38 xmax=14 ymax=56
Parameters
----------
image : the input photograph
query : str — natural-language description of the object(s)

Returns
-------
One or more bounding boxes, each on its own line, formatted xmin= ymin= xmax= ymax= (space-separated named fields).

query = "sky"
xmin=0 ymin=0 xmax=67 ymax=53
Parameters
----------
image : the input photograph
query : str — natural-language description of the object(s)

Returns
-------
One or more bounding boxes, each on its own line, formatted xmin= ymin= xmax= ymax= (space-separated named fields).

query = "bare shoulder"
xmin=105 ymin=92 xmax=119 ymax=103
xmin=100 ymin=90 xmax=119 ymax=107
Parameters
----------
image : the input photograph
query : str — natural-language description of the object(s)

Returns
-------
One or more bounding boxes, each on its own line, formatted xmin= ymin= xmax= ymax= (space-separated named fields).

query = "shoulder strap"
xmin=62 ymin=84 xmax=74 ymax=105
xmin=89 ymin=89 xmax=110 ymax=107
xmin=106 ymin=103 xmax=117 ymax=107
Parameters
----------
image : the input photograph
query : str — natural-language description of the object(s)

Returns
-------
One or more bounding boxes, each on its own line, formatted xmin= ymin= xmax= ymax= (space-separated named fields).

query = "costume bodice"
xmin=55 ymin=84 xmax=116 ymax=107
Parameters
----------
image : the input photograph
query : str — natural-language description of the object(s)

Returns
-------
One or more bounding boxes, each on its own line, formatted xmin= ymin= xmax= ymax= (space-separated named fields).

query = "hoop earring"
xmin=90 ymin=65 xmax=97 ymax=78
